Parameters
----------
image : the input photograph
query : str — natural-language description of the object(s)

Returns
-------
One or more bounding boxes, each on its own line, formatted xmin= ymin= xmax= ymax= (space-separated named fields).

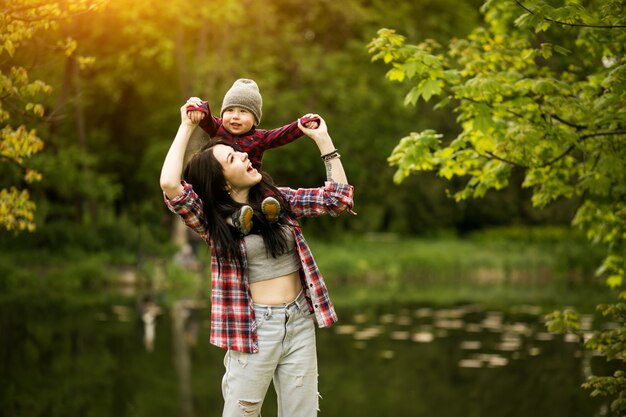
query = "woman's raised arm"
xmin=160 ymin=98 xmax=203 ymax=199
xmin=297 ymin=115 xmax=348 ymax=185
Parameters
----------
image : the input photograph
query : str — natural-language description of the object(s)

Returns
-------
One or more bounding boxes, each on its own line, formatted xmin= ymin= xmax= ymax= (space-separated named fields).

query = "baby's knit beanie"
xmin=220 ymin=79 xmax=263 ymax=125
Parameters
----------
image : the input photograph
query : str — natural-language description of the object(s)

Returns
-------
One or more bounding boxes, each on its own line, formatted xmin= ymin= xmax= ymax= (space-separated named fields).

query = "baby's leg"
xmin=261 ymin=197 xmax=281 ymax=223
xmin=230 ymin=206 xmax=254 ymax=235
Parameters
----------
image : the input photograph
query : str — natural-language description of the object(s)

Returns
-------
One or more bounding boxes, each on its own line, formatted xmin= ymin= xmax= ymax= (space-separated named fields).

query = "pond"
xmin=0 ymin=291 xmax=617 ymax=417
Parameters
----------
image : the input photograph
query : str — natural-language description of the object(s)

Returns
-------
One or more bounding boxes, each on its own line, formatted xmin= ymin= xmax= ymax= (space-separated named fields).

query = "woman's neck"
xmin=230 ymin=189 xmax=250 ymax=204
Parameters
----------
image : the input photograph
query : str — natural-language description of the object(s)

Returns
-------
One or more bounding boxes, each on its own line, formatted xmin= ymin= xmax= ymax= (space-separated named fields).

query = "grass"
xmin=0 ymin=226 xmax=612 ymax=313
xmin=304 ymin=228 xmax=610 ymax=313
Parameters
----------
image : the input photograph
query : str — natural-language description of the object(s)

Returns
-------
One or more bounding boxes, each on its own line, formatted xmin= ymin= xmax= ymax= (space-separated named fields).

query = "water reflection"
xmin=331 ymin=302 xmax=618 ymax=378
xmin=140 ymin=295 xmax=161 ymax=352
xmin=312 ymin=302 xmax=620 ymax=417
xmin=0 ymin=294 xmax=618 ymax=417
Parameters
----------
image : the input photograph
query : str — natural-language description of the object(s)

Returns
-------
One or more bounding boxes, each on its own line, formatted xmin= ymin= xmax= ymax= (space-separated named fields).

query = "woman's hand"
xmin=161 ymin=99 xmax=203 ymax=198
xmin=298 ymin=114 xmax=347 ymax=183
xmin=181 ymin=97 xmax=204 ymax=126
xmin=298 ymin=114 xmax=337 ymax=156
xmin=298 ymin=113 xmax=327 ymax=138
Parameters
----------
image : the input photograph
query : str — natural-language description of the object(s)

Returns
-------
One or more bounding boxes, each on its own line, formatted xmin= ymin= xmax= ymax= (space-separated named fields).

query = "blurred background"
xmin=1 ymin=0 xmax=621 ymax=416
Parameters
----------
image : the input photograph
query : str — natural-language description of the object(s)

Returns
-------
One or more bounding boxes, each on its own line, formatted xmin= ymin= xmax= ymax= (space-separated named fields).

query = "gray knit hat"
xmin=220 ymin=79 xmax=263 ymax=125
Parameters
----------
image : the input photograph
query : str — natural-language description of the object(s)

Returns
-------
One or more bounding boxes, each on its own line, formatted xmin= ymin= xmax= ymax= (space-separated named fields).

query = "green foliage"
xmin=1 ymin=0 xmax=558 ymax=243
xmin=548 ymin=300 xmax=626 ymax=414
xmin=0 ymin=0 xmax=103 ymax=232
xmin=369 ymin=0 xmax=626 ymax=409
xmin=582 ymin=371 xmax=626 ymax=415
xmin=0 ymin=186 xmax=36 ymax=231
xmin=546 ymin=309 xmax=581 ymax=334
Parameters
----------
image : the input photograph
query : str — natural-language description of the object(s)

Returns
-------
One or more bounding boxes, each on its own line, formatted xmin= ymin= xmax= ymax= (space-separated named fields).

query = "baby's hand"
xmin=299 ymin=115 xmax=320 ymax=129
xmin=297 ymin=114 xmax=327 ymax=139
xmin=188 ymin=110 xmax=206 ymax=124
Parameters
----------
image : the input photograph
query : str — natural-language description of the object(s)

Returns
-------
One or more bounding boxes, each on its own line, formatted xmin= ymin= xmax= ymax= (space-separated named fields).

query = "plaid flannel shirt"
xmin=187 ymin=101 xmax=303 ymax=169
xmin=164 ymin=180 xmax=354 ymax=353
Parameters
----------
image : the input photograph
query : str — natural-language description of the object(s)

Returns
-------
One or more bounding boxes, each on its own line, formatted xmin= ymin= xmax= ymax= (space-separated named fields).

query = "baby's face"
xmin=222 ymin=106 xmax=256 ymax=135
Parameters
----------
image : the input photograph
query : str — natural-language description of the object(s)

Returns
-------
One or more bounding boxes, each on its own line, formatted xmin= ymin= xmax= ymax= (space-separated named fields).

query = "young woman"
xmin=160 ymin=98 xmax=354 ymax=417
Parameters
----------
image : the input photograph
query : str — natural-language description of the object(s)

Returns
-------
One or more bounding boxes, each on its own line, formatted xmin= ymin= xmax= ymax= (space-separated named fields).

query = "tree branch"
xmin=479 ymin=150 xmax=527 ymax=169
xmin=550 ymin=113 xmax=586 ymax=130
xmin=538 ymin=143 xmax=576 ymax=168
xmin=3 ymin=2 xmax=50 ymax=14
xmin=515 ymin=1 xmax=626 ymax=29
xmin=0 ymin=97 xmax=65 ymax=123
xmin=581 ymin=130 xmax=626 ymax=140
xmin=462 ymin=96 xmax=528 ymax=120
xmin=537 ymin=130 xmax=626 ymax=168
xmin=8 ymin=1 xmax=107 ymax=23
xmin=0 ymin=154 xmax=27 ymax=172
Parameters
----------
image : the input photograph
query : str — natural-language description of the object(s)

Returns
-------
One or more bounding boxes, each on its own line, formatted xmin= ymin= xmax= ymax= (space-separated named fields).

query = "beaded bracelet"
xmin=321 ymin=149 xmax=341 ymax=161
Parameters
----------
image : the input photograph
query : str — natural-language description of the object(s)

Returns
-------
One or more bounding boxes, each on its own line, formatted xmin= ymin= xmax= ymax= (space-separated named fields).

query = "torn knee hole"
xmin=238 ymin=400 xmax=261 ymax=415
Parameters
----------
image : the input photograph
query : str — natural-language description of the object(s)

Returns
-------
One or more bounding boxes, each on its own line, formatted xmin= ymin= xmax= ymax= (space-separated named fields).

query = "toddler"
xmin=186 ymin=79 xmax=319 ymax=235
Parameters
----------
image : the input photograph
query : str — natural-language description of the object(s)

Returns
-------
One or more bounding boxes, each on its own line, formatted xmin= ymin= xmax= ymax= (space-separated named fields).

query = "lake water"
xmin=0 ymin=292 xmax=616 ymax=417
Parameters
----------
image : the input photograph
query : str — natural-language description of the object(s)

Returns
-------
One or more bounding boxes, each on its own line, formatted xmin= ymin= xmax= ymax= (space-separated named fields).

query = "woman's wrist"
xmin=314 ymin=138 xmax=335 ymax=155
xmin=180 ymin=120 xmax=197 ymax=130
xmin=321 ymin=149 xmax=340 ymax=161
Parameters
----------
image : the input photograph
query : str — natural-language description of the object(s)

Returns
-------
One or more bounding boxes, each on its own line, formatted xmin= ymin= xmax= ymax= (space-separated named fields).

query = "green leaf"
xmin=422 ymin=54 xmax=441 ymax=67
xmin=607 ymin=275 xmax=623 ymax=289
xmin=387 ymin=67 xmax=405 ymax=82
xmin=540 ymin=43 xmax=553 ymax=59
xmin=554 ymin=45 xmax=571 ymax=55
xmin=472 ymin=104 xmax=492 ymax=132
xmin=420 ymin=79 xmax=442 ymax=102
xmin=404 ymin=60 xmax=421 ymax=79
xmin=404 ymin=87 xmax=421 ymax=106
xmin=535 ymin=20 xmax=552 ymax=33
xmin=434 ymin=97 xmax=451 ymax=110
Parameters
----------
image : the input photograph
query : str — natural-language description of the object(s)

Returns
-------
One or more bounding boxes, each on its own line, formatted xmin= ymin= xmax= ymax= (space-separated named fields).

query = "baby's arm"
xmin=259 ymin=114 xmax=321 ymax=151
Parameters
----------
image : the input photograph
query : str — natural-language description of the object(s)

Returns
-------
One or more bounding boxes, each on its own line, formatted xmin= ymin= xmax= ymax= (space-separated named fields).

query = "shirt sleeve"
xmin=256 ymin=120 xmax=304 ymax=151
xmin=163 ymin=181 xmax=210 ymax=240
xmin=279 ymin=182 xmax=355 ymax=218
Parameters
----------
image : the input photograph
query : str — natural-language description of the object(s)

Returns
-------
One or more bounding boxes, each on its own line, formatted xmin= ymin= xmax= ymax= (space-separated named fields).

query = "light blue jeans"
xmin=222 ymin=291 xmax=319 ymax=417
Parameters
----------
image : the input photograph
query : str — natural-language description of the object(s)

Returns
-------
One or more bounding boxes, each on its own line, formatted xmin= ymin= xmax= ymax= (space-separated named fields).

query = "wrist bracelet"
xmin=321 ymin=149 xmax=340 ymax=161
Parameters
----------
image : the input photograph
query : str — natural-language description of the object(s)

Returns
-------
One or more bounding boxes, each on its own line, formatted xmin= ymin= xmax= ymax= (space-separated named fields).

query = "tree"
xmin=0 ymin=0 xmax=103 ymax=232
xmin=368 ymin=0 xmax=626 ymax=411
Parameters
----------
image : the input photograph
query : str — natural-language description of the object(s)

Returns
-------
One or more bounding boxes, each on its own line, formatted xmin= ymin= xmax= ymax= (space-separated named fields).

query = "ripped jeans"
xmin=222 ymin=291 xmax=319 ymax=417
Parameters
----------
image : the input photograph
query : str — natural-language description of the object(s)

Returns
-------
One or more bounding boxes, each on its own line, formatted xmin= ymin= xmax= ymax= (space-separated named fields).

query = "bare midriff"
xmin=249 ymin=270 xmax=302 ymax=306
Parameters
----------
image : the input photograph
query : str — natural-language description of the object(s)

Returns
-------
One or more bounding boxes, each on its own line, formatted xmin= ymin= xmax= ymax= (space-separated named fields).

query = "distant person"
xmin=186 ymin=78 xmax=319 ymax=236
xmin=160 ymin=97 xmax=354 ymax=417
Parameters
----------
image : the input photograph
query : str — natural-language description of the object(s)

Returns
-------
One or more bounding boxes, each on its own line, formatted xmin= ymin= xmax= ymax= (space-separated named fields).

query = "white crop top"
xmin=244 ymin=229 xmax=301 ymax=283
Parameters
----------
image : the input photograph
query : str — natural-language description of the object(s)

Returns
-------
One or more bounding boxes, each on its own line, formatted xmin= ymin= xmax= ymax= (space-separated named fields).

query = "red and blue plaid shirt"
xmin=165 ymin=180 xmax=354 ymax=353
xmin=187 ymin=101 xmax=303 ymax=169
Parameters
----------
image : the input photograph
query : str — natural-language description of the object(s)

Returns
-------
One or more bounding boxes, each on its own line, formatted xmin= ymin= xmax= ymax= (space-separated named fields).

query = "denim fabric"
xmin=222 ymin=291 xmax=319 ymax=417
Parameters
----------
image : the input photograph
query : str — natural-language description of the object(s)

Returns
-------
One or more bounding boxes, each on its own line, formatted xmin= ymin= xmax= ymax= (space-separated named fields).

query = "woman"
xmin=160 ymin=98 xmax=354 ymax=417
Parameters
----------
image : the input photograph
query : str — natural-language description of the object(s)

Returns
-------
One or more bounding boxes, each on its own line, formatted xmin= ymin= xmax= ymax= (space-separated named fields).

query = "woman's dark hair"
xmin=182 ymin=140 xmax=292 ymax=268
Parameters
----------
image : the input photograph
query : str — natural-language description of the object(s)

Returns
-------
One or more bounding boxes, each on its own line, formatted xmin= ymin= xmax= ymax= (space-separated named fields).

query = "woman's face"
xmin=212 ymin=144 xmax=262 ymax=194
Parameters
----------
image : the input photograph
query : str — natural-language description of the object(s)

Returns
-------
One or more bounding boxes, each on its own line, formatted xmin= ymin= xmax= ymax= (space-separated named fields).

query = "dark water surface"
xmin=0 ymin=291 xmax=617 ymax=417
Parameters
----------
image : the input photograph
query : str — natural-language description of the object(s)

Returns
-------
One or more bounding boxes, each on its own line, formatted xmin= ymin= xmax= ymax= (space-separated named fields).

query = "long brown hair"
xmin=183 ymin=141 xmax=292 ymax=267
